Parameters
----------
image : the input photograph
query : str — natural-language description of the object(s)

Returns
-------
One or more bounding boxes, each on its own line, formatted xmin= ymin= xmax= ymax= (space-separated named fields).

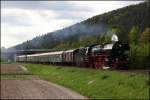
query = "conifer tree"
xmin=128 ymin=26 xmax=139 ymax=44
xmin=140 ymin=27 xmax=150 ymax=45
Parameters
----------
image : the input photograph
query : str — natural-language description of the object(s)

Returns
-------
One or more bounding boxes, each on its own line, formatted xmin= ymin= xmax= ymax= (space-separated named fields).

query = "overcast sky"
xmin=1 ymin=1 xmax=144 ymax=48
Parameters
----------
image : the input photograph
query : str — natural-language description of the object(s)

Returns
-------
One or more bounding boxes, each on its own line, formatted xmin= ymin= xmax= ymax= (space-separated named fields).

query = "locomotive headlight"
xmin=105 ymin=58 xmax=109 ymax=61
xmin=116 ymin=58 xmax=118 ymax=61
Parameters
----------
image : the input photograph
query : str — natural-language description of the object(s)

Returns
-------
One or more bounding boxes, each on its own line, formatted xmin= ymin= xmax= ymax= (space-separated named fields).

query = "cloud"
xmin=1 ymin=1 xmax=93 ymax=22
xmin=1 ymin=1 xmax=92 ymax=12
xmin=1 ymin=8 xmax=59 ymax=26
xmin=1 ymin=8 xmax=77 ymax=48
xmin=1 ymin=14 xmax=31 ymax=26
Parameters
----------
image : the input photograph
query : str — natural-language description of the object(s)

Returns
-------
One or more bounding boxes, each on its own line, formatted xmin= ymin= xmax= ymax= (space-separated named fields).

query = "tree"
xmin=140 ymin=27 xmax=150 ymax=45
xmin=128 ymin=26 xmax=139 ymax=44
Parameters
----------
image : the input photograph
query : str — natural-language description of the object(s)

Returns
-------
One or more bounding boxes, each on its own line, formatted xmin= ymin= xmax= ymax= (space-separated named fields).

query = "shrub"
xmin=128 ymin=44 xmax=149 ymax=69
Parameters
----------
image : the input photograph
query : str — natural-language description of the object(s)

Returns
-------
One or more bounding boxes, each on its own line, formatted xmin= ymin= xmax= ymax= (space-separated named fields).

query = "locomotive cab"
xmin=74 ymin=47 xmax=87 ymax=67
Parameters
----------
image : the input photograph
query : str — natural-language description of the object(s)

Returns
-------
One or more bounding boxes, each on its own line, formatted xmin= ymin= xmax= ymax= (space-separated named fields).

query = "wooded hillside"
xmin=9 ymin=2 xmax=149 ymax=50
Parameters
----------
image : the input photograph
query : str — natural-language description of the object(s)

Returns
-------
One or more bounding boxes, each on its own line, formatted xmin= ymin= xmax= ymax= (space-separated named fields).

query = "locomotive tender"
xmin=16 ymin=35 xmax=130 ymax=69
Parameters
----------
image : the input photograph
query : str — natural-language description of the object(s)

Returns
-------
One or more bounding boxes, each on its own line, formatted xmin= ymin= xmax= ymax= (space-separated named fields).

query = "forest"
xmin=9 ymin=2 xmax=149 ymax=69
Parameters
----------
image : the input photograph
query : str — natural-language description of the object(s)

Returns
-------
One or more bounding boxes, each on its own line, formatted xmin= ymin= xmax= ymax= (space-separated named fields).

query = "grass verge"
xmin=23 ymin=63 xmax=149 ymax=99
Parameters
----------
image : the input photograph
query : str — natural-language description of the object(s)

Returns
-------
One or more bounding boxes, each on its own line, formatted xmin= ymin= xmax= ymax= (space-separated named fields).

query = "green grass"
xmin=23 ymin=63 xmax=149 ymax=99
xmin=0 ymin=74 xmax=36 ymax=80
xmin=0 ymin=61 xmax=12 ymax=64
xmin=0 ymin=72 xmax=37 ymax=80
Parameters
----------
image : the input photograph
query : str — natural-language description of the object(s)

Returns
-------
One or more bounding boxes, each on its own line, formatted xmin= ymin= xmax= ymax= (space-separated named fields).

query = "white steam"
xmin=111 ymin=34 xmax=118 ymax=42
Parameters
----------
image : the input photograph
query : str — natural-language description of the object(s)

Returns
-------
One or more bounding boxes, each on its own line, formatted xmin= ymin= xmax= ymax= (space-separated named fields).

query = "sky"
xmin=1 ymin=1 xmax=144 ymax=48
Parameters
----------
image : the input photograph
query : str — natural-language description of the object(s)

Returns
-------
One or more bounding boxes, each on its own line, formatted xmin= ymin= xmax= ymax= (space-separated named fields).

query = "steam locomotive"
xmin=16 ymin=35 xmax=130 ymax=69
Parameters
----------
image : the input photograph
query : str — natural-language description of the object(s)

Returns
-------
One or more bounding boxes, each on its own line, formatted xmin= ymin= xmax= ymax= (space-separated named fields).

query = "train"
xmin=15 ymin=36 xmax=130 ymax=69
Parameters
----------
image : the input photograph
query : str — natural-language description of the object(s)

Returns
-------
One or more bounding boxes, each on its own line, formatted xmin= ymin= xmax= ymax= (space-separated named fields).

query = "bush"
xmin=128 ymin=44 xmax=149 ymax=69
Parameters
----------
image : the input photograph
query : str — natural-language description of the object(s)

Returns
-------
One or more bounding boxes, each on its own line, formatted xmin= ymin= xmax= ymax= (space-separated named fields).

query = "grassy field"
xmin=23 ymin=63 xmax=149 ymax=99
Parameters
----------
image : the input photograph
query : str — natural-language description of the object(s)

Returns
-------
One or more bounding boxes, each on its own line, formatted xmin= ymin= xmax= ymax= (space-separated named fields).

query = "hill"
xmin=9 ymin=2 xmax=149 ymax=50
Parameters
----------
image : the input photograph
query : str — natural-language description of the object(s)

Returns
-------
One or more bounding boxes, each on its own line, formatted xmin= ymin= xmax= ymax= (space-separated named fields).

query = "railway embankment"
xmin=23 ymin=63 xmax=149 ymax=99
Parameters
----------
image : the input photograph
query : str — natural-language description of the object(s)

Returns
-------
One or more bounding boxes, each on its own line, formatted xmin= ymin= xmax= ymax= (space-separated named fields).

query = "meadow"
xmin=23 ymin=63 xmax=149 ymax=99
